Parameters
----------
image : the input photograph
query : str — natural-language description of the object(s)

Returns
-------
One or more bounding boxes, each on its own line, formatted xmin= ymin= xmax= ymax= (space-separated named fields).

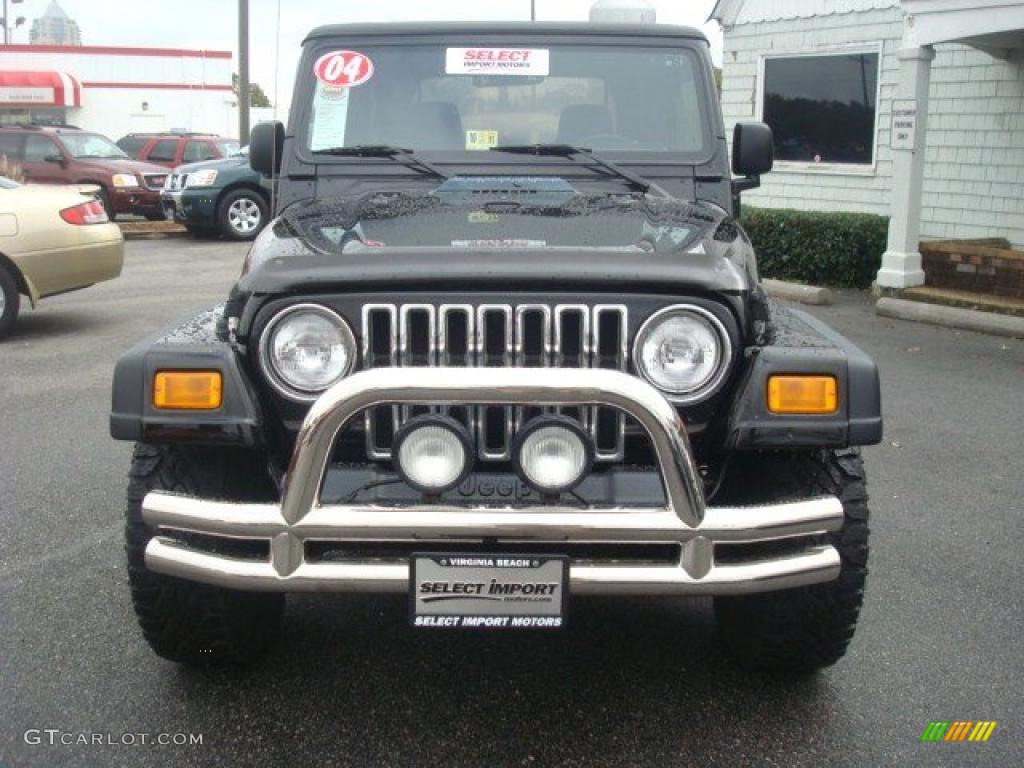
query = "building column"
xmin=877 ymin=45 xmax=936 ymax=289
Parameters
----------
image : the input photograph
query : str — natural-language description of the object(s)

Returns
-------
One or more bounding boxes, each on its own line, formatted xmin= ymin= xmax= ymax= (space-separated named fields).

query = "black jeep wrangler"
xmin=111 ymin=22 xmax=881 ymax=670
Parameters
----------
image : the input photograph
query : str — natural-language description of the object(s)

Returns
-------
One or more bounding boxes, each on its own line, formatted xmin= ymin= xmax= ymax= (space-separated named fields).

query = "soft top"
xmin=304 ymin=21 xmax=708 ymax=45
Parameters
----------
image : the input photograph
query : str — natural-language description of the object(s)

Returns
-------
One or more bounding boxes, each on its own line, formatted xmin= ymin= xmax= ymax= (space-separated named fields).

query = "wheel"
xmin=0 ymin=264 xmax=20 ymax=339
xmin=144 ymin=212 xmax=167 ymax=222
xmin=97 ymin=188 xmax=117 ymax=222
xmin=217 ymin=189 xmax=268 ymax=241
xmin=125 ymin=444 xmax=284 ymax=666
xmin=713 ymin=448 xmax=870 ymax=673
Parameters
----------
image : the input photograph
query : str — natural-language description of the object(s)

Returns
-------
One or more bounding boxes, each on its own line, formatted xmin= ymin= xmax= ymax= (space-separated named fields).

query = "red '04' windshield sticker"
xmin=314 ymin=51 xmax=374 ymax=87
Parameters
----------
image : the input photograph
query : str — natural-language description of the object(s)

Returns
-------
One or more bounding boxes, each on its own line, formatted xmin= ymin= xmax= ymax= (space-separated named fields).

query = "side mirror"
xmin=249 ymin=121 xmax=284 ymax=177
xmin=44 ymin=154 xmax=66 ymax=166
xmin=730 ymin=123 xmax=773 ymax=211
xmin=732 ymin=122 xmax=774 ymax=177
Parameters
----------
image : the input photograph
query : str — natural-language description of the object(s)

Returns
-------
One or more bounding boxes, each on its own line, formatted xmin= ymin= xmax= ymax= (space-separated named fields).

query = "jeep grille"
xmin=360 ymin=303 xmax=628 ymax=462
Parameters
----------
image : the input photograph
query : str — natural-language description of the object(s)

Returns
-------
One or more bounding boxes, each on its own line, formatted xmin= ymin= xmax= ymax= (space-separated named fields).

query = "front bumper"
xmin=161 ymin=189 xmax=217 ymax=226
xmin=111 ymin=186 xmax=161 ymax=216
xmin=142 ymin=368 xmax=844 ymax=596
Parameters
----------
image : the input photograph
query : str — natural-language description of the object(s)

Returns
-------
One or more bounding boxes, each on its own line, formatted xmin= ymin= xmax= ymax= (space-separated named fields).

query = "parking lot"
xmin=0 ymin=238 xmax=1021 ymax=767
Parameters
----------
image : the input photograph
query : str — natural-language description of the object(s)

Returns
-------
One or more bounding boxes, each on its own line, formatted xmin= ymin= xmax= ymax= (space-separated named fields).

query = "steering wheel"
xmin=578 ymin=133 xmax=644 ymax=150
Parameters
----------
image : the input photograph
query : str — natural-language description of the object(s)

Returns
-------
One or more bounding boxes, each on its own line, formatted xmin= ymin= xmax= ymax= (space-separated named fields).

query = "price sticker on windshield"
xmin=314 ymin=50 xmax=374 ymax=87
xmin=446 ymin=48 xmax=550 ymax=76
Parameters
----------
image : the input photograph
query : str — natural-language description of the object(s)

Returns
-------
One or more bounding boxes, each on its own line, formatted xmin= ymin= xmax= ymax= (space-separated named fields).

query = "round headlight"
xmin=513 ymin=418 xmax=593 ymax=495
xmin=394 ymin=416 xmax=472 ymax=495
xmin=633 ymin=305 xmax=731 ymax=403
xmin=260 ymin=304 xmax=356 ymax=400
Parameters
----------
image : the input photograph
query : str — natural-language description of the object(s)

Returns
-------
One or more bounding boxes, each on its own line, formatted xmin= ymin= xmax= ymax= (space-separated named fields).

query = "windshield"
xmin=59 ymin=133 xmax=129 ymax=159
xmin=305 ymin=44 xmax=709 ymax=156
xmin=217 ymin=140 xmax=241 ymax=156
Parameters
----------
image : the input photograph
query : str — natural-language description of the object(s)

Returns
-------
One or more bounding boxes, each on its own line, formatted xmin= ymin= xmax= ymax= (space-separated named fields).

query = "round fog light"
xmin=513 ymin=417 xmax=594 ymax=495
xmin=394 ymin=416 xmax=472 ymax=495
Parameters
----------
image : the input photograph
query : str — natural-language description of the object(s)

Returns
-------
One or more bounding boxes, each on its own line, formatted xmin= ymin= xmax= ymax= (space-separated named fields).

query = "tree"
xmin=232 ymin=74 xmax=272 ymax=108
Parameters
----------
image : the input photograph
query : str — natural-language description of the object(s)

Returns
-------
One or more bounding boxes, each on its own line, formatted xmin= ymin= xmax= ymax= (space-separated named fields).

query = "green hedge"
xmin=740 ymin=207 xmax=889 ymax=289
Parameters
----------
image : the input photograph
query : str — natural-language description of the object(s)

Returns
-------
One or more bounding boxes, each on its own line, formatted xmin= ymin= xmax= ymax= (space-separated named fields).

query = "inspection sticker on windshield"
xmin=465 ymin=129 xmax=499 ymax=151
xmin=314 ymin=50 xmax=374 ymax=87
xmin=411 ymin=554 xmax=568 ymax=628
xmin=446 ymin=48 xmax=550 ymax=76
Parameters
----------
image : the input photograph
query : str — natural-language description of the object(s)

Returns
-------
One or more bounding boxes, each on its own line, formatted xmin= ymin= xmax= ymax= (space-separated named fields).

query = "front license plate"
xmin=410 ymin=554 xmax=568 ymax=629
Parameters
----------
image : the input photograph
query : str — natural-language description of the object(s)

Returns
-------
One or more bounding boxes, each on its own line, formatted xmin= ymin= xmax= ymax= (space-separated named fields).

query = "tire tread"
xmin=125 ymin=444 xmax=282 ymax=666
xmin=714 ymin=448 xmax=870 ymax=673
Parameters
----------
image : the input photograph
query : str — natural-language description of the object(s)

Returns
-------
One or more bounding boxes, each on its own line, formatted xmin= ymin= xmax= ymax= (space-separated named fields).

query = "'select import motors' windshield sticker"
xmin=445 ymin=48 xmax=550 ymax=76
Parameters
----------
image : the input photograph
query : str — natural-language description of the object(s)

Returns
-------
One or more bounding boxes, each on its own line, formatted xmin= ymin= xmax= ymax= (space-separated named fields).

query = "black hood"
xmin=236 ymin=180 xmax=758 ymax=297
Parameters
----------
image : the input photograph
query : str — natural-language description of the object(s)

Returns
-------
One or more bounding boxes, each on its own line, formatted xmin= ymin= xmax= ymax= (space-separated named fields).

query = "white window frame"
xmin=756 ymin=43 xmax=884 ymax=177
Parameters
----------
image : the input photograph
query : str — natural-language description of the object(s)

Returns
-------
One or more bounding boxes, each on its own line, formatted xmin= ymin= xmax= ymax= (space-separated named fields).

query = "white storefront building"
xmin=0 ymin=43 xmax=237 ymax=140
xmin=712 ymin=0 xmax=1024 ymax=289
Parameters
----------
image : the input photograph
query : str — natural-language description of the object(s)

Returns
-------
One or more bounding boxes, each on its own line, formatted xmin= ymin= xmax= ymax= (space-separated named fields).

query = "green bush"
xmin=740 ymin=207 xmax=889 ymax=289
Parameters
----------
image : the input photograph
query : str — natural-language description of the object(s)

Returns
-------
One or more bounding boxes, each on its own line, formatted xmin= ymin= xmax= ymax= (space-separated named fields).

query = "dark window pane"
xmin=763 ymin=53 xmax=878 ymax=165
xmin=183 ymin=140 xmax=217 ymax=162
xmin=147 ymin=139 xmax=178 ymax=162
xmin=117 ymin=136 xmax=149 ymax=157
xmin=24 ymin=135 xmax=59 ymax=162
xmin=0 ymin=133 xmax=23 ymax=160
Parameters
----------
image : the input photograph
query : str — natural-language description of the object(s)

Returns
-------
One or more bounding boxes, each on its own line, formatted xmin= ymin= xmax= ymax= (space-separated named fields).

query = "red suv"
xmin=118 ymin=133 xmax=240 ymax=168
xmin=0 ymin=125 xmax=169 ymax=220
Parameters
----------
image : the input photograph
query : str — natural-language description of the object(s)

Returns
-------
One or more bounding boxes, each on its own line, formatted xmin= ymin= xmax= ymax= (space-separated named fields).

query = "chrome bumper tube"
xmin=143 ymin=368 xmax=844 ymax=596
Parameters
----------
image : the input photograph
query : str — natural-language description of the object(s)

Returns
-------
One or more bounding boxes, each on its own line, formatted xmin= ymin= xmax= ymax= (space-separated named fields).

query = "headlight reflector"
xmin=111 ymin=173 xmax=139 ymax=188
xmin=633 ymin=305 xmax=731 ymax=402
xmin=394 ymin=416 xmax=472 ymax=494
xmin=260 ymin=304 xmax=355 ymax=399
xmin=186 ymin=169 xmax=218 ymax=187
xmin=514 ymin=418 xmax=593 ymax=495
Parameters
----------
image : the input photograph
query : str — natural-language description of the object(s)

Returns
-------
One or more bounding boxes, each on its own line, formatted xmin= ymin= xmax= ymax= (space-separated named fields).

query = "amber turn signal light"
xmin=153 ymin=371 xmax=223 ymax=410
xmin=767 ymin=375 xmax=838 ymax=415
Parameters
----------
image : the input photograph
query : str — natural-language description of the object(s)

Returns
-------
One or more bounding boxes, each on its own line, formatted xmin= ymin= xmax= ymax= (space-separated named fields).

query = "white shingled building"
xmin=711 ymin=0 xmax=1024 ymax=289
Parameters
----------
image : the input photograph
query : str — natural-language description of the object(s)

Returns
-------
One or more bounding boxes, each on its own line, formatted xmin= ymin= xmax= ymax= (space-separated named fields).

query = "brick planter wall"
xmin=921 ymin=240 xmax=1024 ymax=300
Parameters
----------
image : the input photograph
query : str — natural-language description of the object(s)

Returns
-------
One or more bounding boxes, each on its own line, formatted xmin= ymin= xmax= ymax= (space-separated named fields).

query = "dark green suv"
xmin=160 ymin=147 xmax=270 ymax=240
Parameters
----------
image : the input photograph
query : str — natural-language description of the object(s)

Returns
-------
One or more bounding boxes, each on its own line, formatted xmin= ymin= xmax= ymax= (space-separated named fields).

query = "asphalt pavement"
xmin=1 ymin=238 xmax=1021 ymax=767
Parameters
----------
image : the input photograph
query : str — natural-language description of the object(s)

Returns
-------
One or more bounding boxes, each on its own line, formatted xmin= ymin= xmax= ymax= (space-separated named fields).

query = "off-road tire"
xmin=217 ymin=189 xmax=268 ymax=241
xmin=713 ymin=448 xmax=869 ymax=673
xmin=0 ymin=264 xmax=20 ymax=339
xmin=125 ymin=444 xmax=283 ymax=666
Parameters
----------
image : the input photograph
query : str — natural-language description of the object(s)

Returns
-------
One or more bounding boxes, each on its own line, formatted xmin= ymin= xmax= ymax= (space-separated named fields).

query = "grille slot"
xmin=362 ymin=303 xmax=627 ymax=463
xmin=476 ymin=305 xmax=513 ymax=459
xmin=592 ymin=305 xmax=629 ymax=461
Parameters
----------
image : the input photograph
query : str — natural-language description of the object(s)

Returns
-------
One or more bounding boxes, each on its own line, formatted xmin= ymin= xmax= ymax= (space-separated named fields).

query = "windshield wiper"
xmin=312 ymin=144 xmax=450 ymax=181
xmin=490 ymin=144 xmax=669 ymax=197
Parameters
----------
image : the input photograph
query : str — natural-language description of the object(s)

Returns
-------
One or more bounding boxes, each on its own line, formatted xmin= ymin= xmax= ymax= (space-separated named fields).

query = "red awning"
xmin=0 ymin=70 xmax=82 ymax=107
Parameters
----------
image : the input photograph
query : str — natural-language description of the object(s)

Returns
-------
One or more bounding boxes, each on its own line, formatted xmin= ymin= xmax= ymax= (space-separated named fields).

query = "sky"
xmin=12 ymin=0 xmax=722 ymax=115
